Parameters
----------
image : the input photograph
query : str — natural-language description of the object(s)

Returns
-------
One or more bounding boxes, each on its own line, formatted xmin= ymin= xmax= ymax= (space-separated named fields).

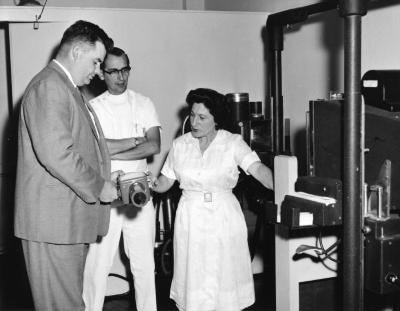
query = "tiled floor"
xmin=103 ymin=274 xmax=274 ymax=311
xmin=0 ymin=243 xmax=275 ymax=311
xmin=1 ymin=194 xmax=275 ymax=311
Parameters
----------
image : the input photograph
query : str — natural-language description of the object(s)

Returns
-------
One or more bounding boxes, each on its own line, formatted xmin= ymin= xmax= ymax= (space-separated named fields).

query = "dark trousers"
xmin=21 ymin=239 xmax=88 ymax=311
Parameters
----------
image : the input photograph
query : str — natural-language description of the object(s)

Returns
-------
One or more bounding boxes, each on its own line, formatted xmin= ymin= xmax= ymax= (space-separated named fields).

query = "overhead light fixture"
xmin=13 ymin=0 xmax=48 ymax=30
xmin=13 ymin=0 xmax=42 ymax=6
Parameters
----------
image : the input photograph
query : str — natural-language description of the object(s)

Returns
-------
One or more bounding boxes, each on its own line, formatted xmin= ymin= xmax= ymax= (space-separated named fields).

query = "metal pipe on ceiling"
xmin=266 ymin=0 xmax=337 ymax=155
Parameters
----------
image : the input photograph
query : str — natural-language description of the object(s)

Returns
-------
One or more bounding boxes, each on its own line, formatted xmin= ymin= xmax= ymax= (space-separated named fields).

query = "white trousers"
xmin=83 ymin=202 xmax=157 ymax=311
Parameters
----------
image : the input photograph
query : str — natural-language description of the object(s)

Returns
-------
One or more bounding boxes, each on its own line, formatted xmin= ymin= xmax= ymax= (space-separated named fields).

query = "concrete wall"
xmin=0 ymin=0 xmax=205 ymax=10
xmin=275 ymin=3 xmax=400 ymax=172
xmin=205 ymin=0 xmax=326 ymax=13
xmin=3 ymin=7 xmax=269 ymax=174
xmin=0 ymin=5 xmax=270 ymax=292
xmin=0 ymin=0 xmax=328 ymax=13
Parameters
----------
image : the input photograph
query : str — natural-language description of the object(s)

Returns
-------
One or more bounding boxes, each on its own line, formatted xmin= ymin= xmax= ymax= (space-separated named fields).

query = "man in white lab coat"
xmin=83 ymin=47 xmax=161 ymax=311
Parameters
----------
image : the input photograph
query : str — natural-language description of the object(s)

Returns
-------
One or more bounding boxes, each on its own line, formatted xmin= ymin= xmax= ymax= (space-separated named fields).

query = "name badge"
xmin=204 ymin=192 xmax=212 ymax=203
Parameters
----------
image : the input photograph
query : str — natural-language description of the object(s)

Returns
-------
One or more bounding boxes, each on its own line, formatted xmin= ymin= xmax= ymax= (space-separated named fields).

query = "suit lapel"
xmin=48 ymin=62 xmax=99 ymax=140
xmin=85 ymin=99 xmax=111 ymax=178
xmin=75 ymin=88 xmax=100 ymax=140
xmin=48 ymin=61 xmax=111 ymax=178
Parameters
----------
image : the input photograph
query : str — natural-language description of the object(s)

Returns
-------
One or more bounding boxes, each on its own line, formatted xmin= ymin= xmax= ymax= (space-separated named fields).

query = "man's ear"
xmin=71 ymin=44 xmax=81 ymax=62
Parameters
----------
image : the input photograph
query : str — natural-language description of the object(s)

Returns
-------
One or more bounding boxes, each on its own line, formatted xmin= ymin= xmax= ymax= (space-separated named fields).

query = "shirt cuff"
xmin=240 ymin=151 xmax=261 ymax=175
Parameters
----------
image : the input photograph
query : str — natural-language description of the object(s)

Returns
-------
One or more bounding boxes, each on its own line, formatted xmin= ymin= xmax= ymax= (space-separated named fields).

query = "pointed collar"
xmin=52 ymin=59 xmax=77 ymax=88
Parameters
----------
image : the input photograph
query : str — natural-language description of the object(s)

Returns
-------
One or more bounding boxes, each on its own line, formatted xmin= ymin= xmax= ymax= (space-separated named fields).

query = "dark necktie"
xmin=80 ymin=91 xmax=111 ymax=178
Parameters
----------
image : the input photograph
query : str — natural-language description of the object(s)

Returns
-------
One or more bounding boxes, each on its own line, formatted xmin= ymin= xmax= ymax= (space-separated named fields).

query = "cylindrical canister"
xmin=250 ymin=101 xmax=263 ymax=119
xmin=226 ymin=93 xmax=250 ymax=122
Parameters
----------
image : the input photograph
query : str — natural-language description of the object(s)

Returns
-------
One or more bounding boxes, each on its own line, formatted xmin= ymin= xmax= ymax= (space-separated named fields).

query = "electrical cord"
xmin=317 ymin=231 xmax=341 ymax=263
xmin=154 ymin=193 xmax=176 ymax=276
xmin=295 ymin=230 xmax=341 ymax=268
xmin=33 ymin=0 xmax=48 ymax=29
xmin=160 ymin=238 xmax=173 ymax=276
xmin=108 ymin=273 xmax=129 ymax=282
xmin=181 ymin=115 xmax=189 ymax=135
xmin=104 ymin=273 xmax=131 ymax=300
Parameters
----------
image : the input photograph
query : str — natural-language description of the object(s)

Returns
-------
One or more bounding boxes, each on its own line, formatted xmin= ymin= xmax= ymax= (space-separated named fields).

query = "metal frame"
xmin=266 ymin=1 xmax=366 ymax=309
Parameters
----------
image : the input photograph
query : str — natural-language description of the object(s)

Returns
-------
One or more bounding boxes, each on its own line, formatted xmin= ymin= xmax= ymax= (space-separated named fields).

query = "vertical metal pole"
xmin=270 ymin=24 xmax=284 ymax=155
xmin=4 ymin=23 xmax=14 ymax=129
xmin=343 ymin=14 xmax=363 ymax=311
xmin=272 ymin=50 xmax=283 ymax=154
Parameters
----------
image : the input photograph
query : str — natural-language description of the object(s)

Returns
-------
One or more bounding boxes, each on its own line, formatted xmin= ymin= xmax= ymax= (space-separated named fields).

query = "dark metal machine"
xmin=266 ymin=1 xmax=400 ymax=310
xmin=362 ymin=70 xmax=400 ymax=112
xmin=226 ymin=92 xmax=273 ymax=166
xmin=281 ymin=176 xmax=342 ymax=228
xmin=307 ymin=92 xmax=400 ymax=296
xmin=362 ymin=72 xmax=400 ymax=295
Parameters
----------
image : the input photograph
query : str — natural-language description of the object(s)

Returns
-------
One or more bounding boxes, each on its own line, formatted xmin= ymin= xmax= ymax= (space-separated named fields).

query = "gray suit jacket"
xmin=14 ymin=61 xmax=111 ymax=244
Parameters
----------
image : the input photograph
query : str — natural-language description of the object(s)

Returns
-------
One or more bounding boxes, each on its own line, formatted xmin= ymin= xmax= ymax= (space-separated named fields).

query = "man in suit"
xmin=14 ymin=20 xmax=118 ymax=311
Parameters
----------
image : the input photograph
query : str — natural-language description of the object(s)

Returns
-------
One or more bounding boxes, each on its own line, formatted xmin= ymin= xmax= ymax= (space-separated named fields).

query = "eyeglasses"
xmin=103 ymin=66 xmax=131 ymax=78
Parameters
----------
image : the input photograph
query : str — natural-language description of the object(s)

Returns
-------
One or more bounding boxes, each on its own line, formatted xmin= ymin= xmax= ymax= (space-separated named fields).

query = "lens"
xmin=133 ymin=192 xmax=147 ymax=205
xmin=129 ymin=181 xmax=148 ymax=207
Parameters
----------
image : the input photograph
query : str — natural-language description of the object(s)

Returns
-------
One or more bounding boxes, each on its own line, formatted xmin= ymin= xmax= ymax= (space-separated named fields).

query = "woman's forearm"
xmin=152 ymin=174 xmax=175 ymax=193
xmin=248 ymin=161 xmax=274 ymax=190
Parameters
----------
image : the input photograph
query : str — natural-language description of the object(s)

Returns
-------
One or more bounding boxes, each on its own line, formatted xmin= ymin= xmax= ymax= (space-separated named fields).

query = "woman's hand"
xmin=149 ymin=176 xmax=160 ymax=191
xmin=150 ymin=174 xmax=175 ymax=193
xmin=146 ymin=171 xmax=157 ymax=189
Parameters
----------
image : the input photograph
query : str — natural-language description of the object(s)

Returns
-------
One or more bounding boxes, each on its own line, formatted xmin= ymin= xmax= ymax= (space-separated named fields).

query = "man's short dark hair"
xmin=59 ymin=20 xmax=114 ymax=52
xmin=102 ymin=47 xmax=130 ymax=69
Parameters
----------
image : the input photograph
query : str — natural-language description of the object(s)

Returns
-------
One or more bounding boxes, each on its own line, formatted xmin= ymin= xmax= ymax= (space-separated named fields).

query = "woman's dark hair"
xmin=186 ymin=88 xmax=231 ymax=130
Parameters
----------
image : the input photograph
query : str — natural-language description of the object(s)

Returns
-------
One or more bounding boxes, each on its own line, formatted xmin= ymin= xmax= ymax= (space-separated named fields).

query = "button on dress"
xmin=161 ymin=130 xmax=260 ymax=311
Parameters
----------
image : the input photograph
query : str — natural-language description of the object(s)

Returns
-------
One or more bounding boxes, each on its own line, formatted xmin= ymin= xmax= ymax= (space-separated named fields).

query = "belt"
xmin=182 ymin=190 xmax=232 ymax=203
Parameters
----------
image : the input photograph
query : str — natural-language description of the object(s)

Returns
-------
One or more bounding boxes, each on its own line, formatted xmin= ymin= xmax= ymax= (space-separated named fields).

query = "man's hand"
xmin=148 ymin=173 xmax=158 ymax=190
xmin=99 ymin=180 xmax=118 ymax=203
xmin=111 ymin=170 xmax=124 ymax=184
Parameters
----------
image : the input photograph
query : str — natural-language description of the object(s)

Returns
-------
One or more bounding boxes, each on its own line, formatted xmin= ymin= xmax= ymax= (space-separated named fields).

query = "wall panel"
xmin=7 ymin=7 xmax=269 ymax=173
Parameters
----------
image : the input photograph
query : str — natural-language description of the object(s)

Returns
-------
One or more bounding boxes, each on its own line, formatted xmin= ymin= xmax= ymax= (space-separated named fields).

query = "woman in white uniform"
xmin=152 ymin=88 xmax=274 ymax=311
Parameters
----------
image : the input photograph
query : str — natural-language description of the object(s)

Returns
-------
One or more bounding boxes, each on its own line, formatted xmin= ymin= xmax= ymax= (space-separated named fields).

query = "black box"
xmin=295 ymin=176 xmax=342 ymax=200
xmin=362 ymin=70 xmax=400 ymax=112
xmin=364 ymin=216 xmax=400 ymax=294
xmin=281 ymin=195 xmax=341 ymax=229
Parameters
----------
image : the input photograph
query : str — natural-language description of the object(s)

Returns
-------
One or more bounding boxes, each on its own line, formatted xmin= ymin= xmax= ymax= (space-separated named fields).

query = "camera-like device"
xmin=117 ymin=172 xmax=151 ymax=208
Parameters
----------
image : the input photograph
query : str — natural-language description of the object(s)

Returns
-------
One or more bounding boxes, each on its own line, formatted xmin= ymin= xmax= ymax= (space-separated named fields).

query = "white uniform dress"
xmin=83 ymin=90 xmax=160 ymax=311
xmin=161 ymin=129 xmax=260 ymax=311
